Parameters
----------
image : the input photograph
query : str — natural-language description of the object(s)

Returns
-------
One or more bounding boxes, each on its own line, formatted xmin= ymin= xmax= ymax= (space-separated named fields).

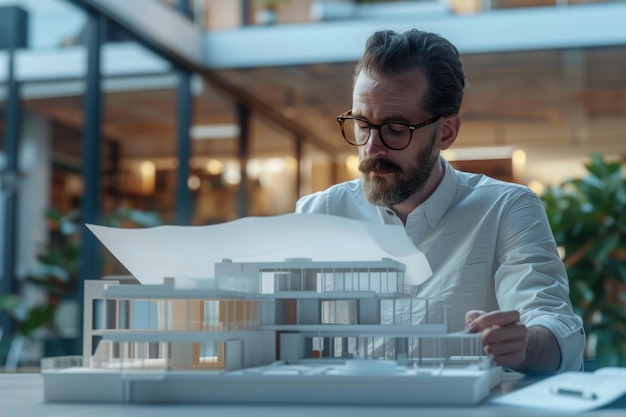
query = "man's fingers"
xmin=465 ymin=310 xmax=486 ymax=327
xmin=481 ymin=323 xmax=527 ymax=345
xmin=469 ymin=310 xmax=520 ymax=331
xmin=481 ymin=322 xmax=529 ymax=369
xmin=464 ymin=309 xmax=528 ymax=369
xmin=483 ymin=332 xmax=528 ymax=369
xmin=490 ymin=350 xmax=527 ymax=369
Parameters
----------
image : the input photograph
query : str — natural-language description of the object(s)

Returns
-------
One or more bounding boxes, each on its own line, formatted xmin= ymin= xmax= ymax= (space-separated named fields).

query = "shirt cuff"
xmin=526 ymin=314 xmax=585 ymax=372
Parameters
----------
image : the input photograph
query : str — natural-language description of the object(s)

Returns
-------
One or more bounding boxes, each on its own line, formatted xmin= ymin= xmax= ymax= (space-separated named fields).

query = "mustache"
xmin=358 ymin=158 xmax=402 ymax=174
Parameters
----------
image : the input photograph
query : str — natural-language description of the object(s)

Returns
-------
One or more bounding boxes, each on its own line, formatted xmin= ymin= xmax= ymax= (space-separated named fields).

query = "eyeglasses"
xmin=336 ymin=110 xmax=442 ymax=151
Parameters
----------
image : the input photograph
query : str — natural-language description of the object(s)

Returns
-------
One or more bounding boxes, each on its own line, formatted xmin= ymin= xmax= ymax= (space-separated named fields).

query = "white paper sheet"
xmin=87 ymin=213 xmax=432 ymax=286
xmin=490 ymin=368 xmax=626 ymax=412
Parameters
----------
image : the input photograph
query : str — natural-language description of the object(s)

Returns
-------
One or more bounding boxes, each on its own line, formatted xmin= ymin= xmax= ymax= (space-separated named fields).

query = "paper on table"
xmin=87 ymin=213 xmax=432 ymax=286
xmin=490 ymin=368 xmax=626 ymax=412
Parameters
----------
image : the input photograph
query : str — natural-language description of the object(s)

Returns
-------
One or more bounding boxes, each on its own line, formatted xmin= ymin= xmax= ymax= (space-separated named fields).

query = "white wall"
xmin=0 ymin=111 xmax=51 ymax=300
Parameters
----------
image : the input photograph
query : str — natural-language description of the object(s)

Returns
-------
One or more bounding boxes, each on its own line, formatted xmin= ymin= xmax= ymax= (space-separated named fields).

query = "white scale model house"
xmin=41 ymin=215 xmax=502 ymax=405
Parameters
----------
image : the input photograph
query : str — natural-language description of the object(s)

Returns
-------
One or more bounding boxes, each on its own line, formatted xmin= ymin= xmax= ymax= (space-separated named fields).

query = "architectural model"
xmin=41 ymin=256 xmax=502 ymax=405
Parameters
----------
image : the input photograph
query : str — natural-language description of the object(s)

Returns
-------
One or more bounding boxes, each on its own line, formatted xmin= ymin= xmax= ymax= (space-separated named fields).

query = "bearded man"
xmin=296 ymin=29 xmax=584 ymax=374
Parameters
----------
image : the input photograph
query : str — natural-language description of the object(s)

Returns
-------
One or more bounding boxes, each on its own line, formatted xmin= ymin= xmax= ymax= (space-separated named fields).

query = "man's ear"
xmin=438 ymin=114 xmax=461 ymax=151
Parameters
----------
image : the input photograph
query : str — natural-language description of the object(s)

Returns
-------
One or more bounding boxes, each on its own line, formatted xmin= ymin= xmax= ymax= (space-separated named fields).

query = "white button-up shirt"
xmin=296 ymin=157 xmax=585 ymax=372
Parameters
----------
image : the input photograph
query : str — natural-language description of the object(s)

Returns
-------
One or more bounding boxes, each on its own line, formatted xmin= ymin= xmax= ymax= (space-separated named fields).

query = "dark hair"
xmin=355 ymin=29 xmax=466 ymax=117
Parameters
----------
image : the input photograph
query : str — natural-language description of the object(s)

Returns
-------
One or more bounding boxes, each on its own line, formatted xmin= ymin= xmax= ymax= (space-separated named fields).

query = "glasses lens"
xmin=341 ymin=119 xmax=369 ymax=146
xmin=340 ymin=119 xmax=413 ymax=149
xmin=380 ymin=123 xmax=412 ymax=150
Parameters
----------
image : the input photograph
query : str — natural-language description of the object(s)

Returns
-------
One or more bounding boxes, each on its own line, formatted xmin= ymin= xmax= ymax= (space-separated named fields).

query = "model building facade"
xmin=42 ymin=257 xmax=500 ymax=405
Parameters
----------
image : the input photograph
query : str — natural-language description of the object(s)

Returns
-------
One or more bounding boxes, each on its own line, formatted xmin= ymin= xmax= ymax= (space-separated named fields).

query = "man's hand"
xmin=465 ymin=309 xmax=528 ymax=369
xmin=465 ymin=310 xmax=561 ymax=373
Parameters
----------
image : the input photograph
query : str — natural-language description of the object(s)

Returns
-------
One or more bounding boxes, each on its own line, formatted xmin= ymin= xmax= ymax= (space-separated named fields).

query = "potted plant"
xmin=0 ymin=293 xmax=56 ymax=370
xmin=0 ymin=206 xmax=161 ymax=365
xmin=540 ymin=153 xmax=626 ymax=367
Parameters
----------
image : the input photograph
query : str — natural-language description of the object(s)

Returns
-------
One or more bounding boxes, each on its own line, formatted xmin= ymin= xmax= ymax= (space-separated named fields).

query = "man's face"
xmin=352 ymin=70 xmax=440 ymax=207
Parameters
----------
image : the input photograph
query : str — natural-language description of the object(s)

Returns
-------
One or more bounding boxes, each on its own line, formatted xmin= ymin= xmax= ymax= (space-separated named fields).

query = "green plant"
xmin=26 ymin=207 xmax=160 ymax=304
xmin=28 ymin=208 xmax=81 ymax=305
xmin=0 ymin=206 xmax=161 ymax=352
xmin=0 ymin=295 xmax=55 ymax=341
xmin=541 ymin=153 xmax=626 ymax=367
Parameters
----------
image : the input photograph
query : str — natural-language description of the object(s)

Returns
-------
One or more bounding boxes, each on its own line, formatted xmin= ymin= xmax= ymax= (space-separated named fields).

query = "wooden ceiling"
xmin=23 ymin=45 xmax=626 ymax=168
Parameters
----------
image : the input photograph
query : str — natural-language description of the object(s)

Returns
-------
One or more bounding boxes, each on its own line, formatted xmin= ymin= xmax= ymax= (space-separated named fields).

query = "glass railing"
xmin=8 ymin=0 xmax=623 ymax=51
xmin=157 ymin=0 xmax=625 ymax=31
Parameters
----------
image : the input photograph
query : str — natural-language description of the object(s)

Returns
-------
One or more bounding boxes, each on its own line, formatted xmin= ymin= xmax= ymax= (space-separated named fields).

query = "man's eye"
xmin=356 ymin=121 xmax=370 ymax=129
xmin=386 ymin=124 xmax=406 ymax=135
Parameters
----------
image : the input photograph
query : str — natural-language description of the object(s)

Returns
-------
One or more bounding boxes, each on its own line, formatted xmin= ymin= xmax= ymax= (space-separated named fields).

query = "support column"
xmin=0 ymin=5 xmax=27 ymax=342
xmin=295 ymin=136 xmax=302 ymax=199
xmin=175 ymin=0 xmax=193 ymax=225
xmin=175 ymin=69 xmax=192 ymax=225
xmin=78 ymin=10 xmax=104 ymax=354
xmin=1 ymin=40 xmax=20 ymax=339
xmin=236 ymin=104 xmax=250 ymax=218
xmin=241 ymin=0 xmax=252 ymax=26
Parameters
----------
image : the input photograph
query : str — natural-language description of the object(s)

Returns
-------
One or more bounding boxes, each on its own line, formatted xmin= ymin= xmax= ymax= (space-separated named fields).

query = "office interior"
xmin=0 ymin=0 xmax=624 ymax=367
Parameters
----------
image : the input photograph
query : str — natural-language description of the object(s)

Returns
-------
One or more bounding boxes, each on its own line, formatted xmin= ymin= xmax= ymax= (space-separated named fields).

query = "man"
xmin=295 ymin=29 xmax=584 ymax=373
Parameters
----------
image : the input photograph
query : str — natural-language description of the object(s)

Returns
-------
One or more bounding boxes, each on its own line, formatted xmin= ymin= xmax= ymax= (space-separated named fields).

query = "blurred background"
xmin=0 ymin=0 xmax=624 ymax=370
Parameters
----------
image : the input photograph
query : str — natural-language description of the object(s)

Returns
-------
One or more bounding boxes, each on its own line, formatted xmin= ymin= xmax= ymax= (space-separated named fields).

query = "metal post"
xmin=175 ymin=0 xmax=193 ymax=225
xmin=295 ymin=136 xmax=302 ymax=199
xmin=77 ymin=10 xmax=104 ymax=354
xmin=241 ymin=0 xmax=252 ymax=26
xmin=1 ymin=24 xmax=21 ymax=340
xmin=236 ymin=104 xmax=250 ymax=218
xmin=175 ymin=69 xmax=192 ymax=225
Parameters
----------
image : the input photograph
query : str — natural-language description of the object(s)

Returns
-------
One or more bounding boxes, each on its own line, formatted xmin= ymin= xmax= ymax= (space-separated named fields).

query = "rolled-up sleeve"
xmin=495 ymin=189 xmax=585 ymax=372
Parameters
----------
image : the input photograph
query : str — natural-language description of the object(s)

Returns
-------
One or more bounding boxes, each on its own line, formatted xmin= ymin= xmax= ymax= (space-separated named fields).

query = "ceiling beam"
xmin=65 ymin=0 xmax=339 ymax=156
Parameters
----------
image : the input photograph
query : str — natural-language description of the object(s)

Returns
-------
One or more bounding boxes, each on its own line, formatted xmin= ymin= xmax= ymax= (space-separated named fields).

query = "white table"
xmin=2 ymin=372 xmax=625 ymax=417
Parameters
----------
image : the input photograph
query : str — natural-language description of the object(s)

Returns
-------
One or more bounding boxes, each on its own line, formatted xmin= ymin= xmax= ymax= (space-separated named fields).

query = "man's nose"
xmin=363 ymin=128 xmax=387 ymax=156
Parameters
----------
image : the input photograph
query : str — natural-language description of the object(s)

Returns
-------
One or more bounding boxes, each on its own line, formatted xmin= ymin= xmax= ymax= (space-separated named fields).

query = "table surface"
xmin=2 ymin=372 xmax=625 ymax=417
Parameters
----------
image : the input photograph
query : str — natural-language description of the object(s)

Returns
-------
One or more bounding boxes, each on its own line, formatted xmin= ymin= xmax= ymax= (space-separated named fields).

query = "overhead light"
xmin=190 ymin=124 xmax=240 ymax=140
xmin=222 ymin=161 xmax=241 ymax=185
xmin=206 ymin=159 xmax=223 ymax=175
xmin=139 ymin=160 xmax=156 ymax=195
xmin=187 ymin=175 xmax=201 ymax=190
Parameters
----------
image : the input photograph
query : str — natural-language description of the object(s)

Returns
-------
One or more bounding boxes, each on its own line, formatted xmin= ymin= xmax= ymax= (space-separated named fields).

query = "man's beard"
xmin=359 ymin=138 xmax=438 ymax=207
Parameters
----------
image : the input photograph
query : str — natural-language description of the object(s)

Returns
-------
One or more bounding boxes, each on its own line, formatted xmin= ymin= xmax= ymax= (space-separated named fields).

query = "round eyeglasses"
xmin=336 ymin=110 xmax=442 ymax=151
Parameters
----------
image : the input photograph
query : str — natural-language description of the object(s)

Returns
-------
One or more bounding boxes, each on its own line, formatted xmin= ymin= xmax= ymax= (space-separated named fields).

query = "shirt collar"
xmin=407 ymin=156 xmax=457 ymax=229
